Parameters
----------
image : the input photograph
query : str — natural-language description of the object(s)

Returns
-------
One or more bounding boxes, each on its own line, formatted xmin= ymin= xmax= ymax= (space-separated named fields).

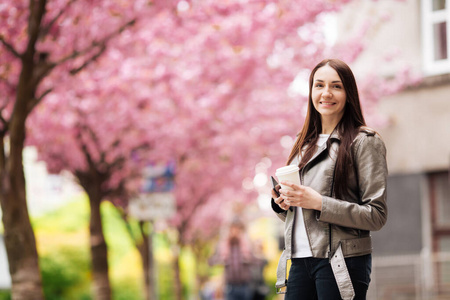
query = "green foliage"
xmin=33 ymin=197 xmax=143 ymax=300
xmin=112 ymin=278 xmax=142 ymax=300
xmin=31 ymin=195 xmax=275 ymax=300
xmin=40 ymin=247 xmax=92 ymax=300
xmin=0 ymin=291 xmax=11 ymax=300
xmin=154 ymin=257 xmax=176 ymax=300
xmin=101 ymin=202 xmax=139 ymax=266
xmin=32 ymin=195 xmax=90 ymax=233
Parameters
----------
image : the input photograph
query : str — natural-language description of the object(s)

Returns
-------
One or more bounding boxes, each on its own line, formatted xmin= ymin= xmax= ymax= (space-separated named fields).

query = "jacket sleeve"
xmin=318 ymin=134 xmax=388 ymax=231
xmin=271 ymin=198 xmax=288 ymax=222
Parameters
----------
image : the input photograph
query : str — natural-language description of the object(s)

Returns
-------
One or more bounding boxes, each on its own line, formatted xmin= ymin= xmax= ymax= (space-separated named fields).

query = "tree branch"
xmin=55 ymin=18 xmax=136 ymax=67
xmin=31 ymin=60 xmax=56 ymax=90
xmin=69 ymin=44 xmax=106 ymax=75
xmin=85 ymin=125 xmax=106 ymax=163
xmin=0 ymin=36 xmax=21 ymax=58
xmin=26 ymin=0 xmax=47 ymax=57
xmin=76 ymin=129 xmax=95 ymax=169
xmin=74 ymin=118 xmax=106 ymax=180
xmin=107 ymin=141 xmax=151 ymax=174
xmin=39 ymin=0 xmax=78 ymax=39
xmin=27 ymin=88 xmax=53 ymax=114
xmin=119 ymin=210 xmax=139 ymax=243
xmin=75 ymin=117 xmax=105 ymax=166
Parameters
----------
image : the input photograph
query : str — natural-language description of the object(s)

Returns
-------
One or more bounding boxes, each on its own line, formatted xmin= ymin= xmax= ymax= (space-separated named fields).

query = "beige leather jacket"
xmin=273 ymin=128 xmax=388 ymax=291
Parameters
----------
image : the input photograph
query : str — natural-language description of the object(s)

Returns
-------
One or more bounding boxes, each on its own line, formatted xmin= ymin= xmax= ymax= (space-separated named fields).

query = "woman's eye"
xmin=333 ymin=85 xmax=342 ymax=89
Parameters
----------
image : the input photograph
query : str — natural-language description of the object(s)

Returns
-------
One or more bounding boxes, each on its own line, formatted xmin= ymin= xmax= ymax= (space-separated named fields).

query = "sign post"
xmin=129 ymin=163 xmax=176 ymax=300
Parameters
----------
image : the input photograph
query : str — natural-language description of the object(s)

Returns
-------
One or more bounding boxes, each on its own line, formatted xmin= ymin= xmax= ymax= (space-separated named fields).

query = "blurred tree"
xmin=0 ymin=1 xmax=174 ymax=299
xmin=26 ymin=37 xmax=173 ymax=298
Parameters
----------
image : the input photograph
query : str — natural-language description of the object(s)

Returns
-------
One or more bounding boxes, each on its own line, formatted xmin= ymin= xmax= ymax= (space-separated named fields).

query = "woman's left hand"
xmin=279 ymin=181 xmax=323 ymax=211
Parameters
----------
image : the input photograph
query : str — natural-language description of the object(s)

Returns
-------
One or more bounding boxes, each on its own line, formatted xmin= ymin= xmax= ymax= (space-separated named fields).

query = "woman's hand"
xmin=272 ymin=185 xmax=290 ymax=211
xmin=279 ymin=181 xmax=323 ymax=211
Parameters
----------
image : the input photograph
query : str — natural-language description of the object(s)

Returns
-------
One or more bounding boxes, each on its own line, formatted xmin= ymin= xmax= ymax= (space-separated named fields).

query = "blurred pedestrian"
xmin=210 ymin=219 xmax=254 ymax=300
xmin=271 ymin=58 xmax=388 ymax=300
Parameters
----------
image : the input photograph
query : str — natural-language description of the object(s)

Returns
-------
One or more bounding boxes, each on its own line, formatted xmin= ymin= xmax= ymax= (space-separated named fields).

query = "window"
xmin=429 ymin=171 xmax=450 ymax=251
xmin=433 ymin=172 xmax=450 ymax=227
xmin=422 ymin=0 xmax=450 ymax=75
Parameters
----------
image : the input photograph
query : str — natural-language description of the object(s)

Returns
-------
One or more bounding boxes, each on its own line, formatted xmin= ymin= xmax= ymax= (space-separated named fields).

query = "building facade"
xmin=338 ymin=0 xmax=450 ymax=299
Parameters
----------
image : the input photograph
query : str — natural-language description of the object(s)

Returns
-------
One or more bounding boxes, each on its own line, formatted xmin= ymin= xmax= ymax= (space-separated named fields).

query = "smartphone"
xmin=271 ymin=176 xmax=280 ymax=197
xmin=272 ymin=175 xmax=289 ymax=210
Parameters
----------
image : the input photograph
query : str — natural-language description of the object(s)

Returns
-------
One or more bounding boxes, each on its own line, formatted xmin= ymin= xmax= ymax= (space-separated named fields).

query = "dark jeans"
xmin=285 ymin=254 xmax=371 ymax=300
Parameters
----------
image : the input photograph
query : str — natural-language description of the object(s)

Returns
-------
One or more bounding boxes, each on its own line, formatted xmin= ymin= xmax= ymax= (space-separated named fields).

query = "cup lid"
xmin=275 ymin=165 xmax=299 ymax=176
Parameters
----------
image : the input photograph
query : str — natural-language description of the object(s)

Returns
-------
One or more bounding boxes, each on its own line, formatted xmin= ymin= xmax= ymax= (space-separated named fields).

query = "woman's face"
xmin=311 ymin=65 xmax=347 ymax=122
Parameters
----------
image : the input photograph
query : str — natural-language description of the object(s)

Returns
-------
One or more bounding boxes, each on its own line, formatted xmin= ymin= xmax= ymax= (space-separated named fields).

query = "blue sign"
xmin=141 ymin=162 xmax=175 ymax=193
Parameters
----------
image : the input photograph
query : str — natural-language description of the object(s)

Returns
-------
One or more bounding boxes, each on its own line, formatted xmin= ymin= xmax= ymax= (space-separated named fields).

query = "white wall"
xmin=378 ymin=81 xmax=450 ymax=174
xmin=0 ymin=235 xmax=11 ymax=290
xmin=338 ymin=0 xmax=422 ymax=77
xmin=23 ymin=147 xmax=81 ymax=216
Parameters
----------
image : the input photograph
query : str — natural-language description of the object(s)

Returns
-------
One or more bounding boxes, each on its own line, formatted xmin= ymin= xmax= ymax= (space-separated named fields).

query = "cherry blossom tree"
xmin=27 ymin=60 xmax=169 ymax=299
xmin=0 ymin=1 xmax=174 ymax=299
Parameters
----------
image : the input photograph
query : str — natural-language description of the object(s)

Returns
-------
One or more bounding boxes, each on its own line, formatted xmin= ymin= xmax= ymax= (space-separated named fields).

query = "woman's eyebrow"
xmin=314 ymin=79 xmax=342 ymax=83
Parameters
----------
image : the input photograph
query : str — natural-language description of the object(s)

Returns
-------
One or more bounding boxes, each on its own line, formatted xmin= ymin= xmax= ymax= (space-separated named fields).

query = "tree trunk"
xmin=138 ymin=221 xmax=154 ymax=300
xmin=122 ymin=217 xmax=156 ymax=300
xmin=173 ymin=252 xmax=183 ymax=300
xmin=0 ymin=17 xmax=45 ymax=296
xmin=141 ymin=234 xmax=151 ymax=300
xmin=0 ymin=137 xmax=44 ymax=300
xmin=86 ymin=187 xmax=111 ymax=300
xmin=134 ymin=221 xmax=152 ymax=300
xmin=193 ymin=252 xmax=208 ymax=300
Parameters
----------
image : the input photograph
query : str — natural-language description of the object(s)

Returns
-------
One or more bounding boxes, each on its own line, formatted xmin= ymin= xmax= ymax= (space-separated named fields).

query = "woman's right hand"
xmin=272 ymin=185 xmax=290 ymax=211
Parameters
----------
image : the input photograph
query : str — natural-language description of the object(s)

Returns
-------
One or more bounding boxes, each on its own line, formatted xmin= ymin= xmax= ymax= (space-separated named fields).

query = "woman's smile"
xmin=319 ymin=101 xmax=336 ymax=107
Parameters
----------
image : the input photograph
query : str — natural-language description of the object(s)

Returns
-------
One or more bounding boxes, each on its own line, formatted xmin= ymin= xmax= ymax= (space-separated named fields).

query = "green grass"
xmin=33 ymin=194 xmax=144 ymax=300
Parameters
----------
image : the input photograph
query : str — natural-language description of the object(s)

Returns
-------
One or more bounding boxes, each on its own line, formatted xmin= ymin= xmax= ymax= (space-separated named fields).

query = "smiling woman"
xmin=271 ymin=59 xmax=388 ymax=300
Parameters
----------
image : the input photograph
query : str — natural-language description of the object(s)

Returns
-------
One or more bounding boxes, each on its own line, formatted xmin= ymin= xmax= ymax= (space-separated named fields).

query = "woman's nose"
xmin=323 ymin=88 xmax=332 ymax=97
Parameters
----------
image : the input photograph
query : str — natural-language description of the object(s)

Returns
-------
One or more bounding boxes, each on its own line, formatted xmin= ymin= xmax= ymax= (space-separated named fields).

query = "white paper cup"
xmin=275 ymin=165 xmax=300 ymax=190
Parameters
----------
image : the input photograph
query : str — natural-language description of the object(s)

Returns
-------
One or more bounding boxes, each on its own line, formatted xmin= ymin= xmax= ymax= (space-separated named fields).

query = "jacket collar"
xmin=303 ymin=129 xmax=340 ymax=168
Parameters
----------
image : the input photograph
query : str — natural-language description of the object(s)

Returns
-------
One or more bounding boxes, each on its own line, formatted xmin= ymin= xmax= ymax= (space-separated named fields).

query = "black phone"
xmin=271 ymin=176 xmax=280 ymax=197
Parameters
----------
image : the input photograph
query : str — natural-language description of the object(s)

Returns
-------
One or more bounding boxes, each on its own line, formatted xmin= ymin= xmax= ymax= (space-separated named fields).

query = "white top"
xmin=292 ymin=134 xmax=329 ymax=258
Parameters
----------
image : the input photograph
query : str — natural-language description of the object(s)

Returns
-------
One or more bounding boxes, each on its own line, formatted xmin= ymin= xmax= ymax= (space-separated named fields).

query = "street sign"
xmin=129 ymin=163 xmax=176 ymax=221
xmin=129 ymin=193 xmax=176 ymax=221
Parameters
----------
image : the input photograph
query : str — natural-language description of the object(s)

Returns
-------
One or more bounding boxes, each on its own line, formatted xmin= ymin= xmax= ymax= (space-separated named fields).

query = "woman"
xmin=271 ymin=59 xmax=387 ymax=300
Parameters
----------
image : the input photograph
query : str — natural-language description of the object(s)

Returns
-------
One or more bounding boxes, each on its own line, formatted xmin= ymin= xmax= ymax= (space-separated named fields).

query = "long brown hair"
xmin=287 ymin=59 xmax=366 ymax=198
